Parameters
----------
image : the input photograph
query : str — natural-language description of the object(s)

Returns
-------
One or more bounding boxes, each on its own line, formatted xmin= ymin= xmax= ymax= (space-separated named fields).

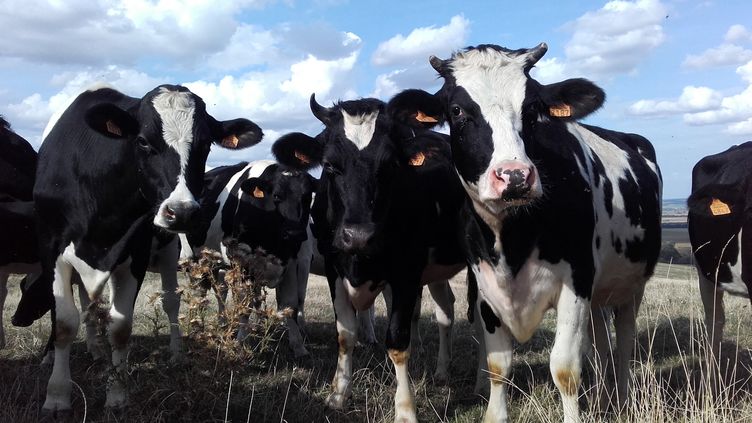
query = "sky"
xmin=1 ymin=0 xmax=751 ymax=199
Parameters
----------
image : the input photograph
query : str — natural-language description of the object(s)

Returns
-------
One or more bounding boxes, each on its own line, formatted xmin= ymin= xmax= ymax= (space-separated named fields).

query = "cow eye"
xmin=136 ymin=136 xmax=151 ymax=151
xmin=450 ymin=105 xmax=463 ymax=117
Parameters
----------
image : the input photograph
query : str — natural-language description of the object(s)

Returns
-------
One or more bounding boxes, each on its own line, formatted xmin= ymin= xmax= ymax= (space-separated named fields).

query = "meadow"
xmin=2 ymin=262 xmax=752 ymax=422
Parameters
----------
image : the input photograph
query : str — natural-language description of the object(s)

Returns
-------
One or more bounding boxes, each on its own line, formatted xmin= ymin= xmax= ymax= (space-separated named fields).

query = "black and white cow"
xmin=0 ymin=116 xmax=40 ymax=349
xmin=396 ymin=44 xmax=662 ymax=422
xmin=179 ymin=159 xmax=316 ymax=358
xmin=687 ymin=142 xmax=752 ymax=366
xmin=272 ymin=91 xmax=466 ymax=421
xmin=33 ymin=84 xmax=262 ymax=413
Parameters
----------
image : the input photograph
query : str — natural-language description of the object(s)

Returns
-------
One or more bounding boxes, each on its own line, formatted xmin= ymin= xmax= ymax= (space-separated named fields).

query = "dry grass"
xmin=1 ymin=262 xmax=751 ymax=422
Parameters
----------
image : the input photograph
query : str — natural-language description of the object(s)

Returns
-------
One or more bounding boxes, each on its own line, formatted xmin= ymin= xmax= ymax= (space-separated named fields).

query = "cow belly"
xmin=344 ymin=278 xmax=384 ymax=311
xmin=421 ymin=263 xmax=465 ymax=285
xmin=718 ymin=253 xmax=748 ymax=297
xmin=591 ymin=260 xmax=648 ymax=307
xmin=474 ymin=257 xmax=562 ymax=343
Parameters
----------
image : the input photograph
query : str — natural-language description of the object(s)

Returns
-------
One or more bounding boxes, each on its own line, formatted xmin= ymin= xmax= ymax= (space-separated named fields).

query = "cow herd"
xmin=0 ymin=42 xmax=750 ymax=423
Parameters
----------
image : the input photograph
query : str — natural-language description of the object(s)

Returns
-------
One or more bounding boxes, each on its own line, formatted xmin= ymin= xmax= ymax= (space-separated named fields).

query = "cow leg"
xmin=428 ymin=280 xmax=454 ymax=383
xmin=698 ymin=274 xmax=724 ymax=394
xmin=104 ymin=261 xmax=139 ymax=409
xmin=473 ymin=304 xmax=490 ymax=396
xmin=78 ymin=282 xmax=106 ymax=361
xmin=410 ymin=286 xmax=423 ymax=354
xmin=276 ymin=263 xmax=309 ymax=358
xmin=157 ymin=238 xmax=183 ymax=362
xmin=326 ymin=277 xmax=358 ymax=409
xmin=476 ymin=301 xmax=513 ymax=423
xmin=42 ymin=259 xmax=78 ymax=413
xmin=590 ymin=306 xmax=613 ymax=413
xmin=613 ymin=286 xmax=643 ymax=411
xmin=215 ymin=269 xmax=229 ymax=327
xmin=550 ymin=284 xmax=590 ymax=423
xmin=386 ymin=283 xmax=420 ymax=423
xmin=0 ymin=272 xmax=8 ymax=349
xmin=358 ymin=305 xmax=378 ymax=345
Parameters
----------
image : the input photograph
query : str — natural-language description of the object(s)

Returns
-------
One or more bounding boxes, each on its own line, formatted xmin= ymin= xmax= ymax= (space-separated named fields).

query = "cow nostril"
xmin=164 ymin=205 xmax=176 ymax=220
xmin=342 ymin=228 xmax=353 ymax=245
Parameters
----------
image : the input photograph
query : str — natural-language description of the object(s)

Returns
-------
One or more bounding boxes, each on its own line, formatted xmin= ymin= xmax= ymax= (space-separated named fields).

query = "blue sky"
xmin=1 ymin=0 xmax=751 ymax=199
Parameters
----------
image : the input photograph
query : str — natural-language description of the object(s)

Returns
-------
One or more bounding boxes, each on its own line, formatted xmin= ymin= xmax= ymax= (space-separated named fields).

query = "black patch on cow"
xmin=595 ymin=236 xmax=600 ymax=249
xmin=480 ymin=300 xmax=502 ymax=333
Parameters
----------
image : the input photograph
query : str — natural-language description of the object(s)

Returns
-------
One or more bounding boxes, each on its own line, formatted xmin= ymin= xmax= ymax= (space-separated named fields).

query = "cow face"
xmin=231 ymin=164 xmax=317 ymax=261
xmin=84 ymin=85 xmax=263 ymax=232
xmin=428 ymin=44 xmax=605 ymax=213
xmin=273 ymin=95 xmax=397 ymax=257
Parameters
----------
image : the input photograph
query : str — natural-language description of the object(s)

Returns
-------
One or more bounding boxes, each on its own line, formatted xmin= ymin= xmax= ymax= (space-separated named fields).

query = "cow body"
xmin=687 ymin=142 xmax=752 ymax=371
xmin=273 ymin=91 xmax=466 ymax=421
xmin=0 ymin=116 xmax=40 ymax=349
xmin=180 ymin=160 xmax=316 ymax=358
xmin=34 ymin=84 xmax=262 ymax=413
xmin=415 ymin=44 xmax=662 ymax=422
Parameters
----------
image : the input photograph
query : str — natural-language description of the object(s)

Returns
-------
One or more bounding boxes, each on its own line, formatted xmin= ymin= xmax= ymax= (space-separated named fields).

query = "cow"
xmin=32 ymin=84 xmax=262 ymax=414
xmin=272 ymin=90 xmax=466 ymax=421
xmin=394 ymin=43 xmax=662 ymax=423
xmin=0 ymin=116 xmax=40 ymax=349
xmin=179 ymin=159 xmax=317 ymax=358
xmin=687 ymin=141 xmax=752 ymax=382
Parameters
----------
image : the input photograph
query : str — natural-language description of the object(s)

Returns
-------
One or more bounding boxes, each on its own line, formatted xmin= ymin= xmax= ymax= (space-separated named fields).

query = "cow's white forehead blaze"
xmin=342 ymin=109 xmax=378 ymax=150
xmin=152 ymin=88 xmax=196 ymax=172
xmin=450 ymin=49 xmax=531 ymax=169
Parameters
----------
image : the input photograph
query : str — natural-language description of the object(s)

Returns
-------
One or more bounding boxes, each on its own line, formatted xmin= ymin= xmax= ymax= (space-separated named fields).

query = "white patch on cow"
xmin=718 ymin=228 xmax=748 ymax=297
xmin=202 ymin=160 xmax=275 ymax=251
xmin=449 ymin=49 xmax=535 ymax=201
xmin=343 ymin=277 xmax=384 ymax=311
xmin=62 ymin=243 xmax=111 ymax=297
xmin=342 ymin=109 xmax=378 ymax=150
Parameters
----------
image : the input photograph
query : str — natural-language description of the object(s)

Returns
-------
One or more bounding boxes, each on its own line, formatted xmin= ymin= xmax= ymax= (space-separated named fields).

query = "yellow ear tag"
xmin=252 ymin=187 xmax=265 ymax=198
xmin=106 ymin=120 xmax=122 ymax=136
xmin=222 ymin=134 xmax=240 ymax=148
xmin=294 ymin=150 xmax=311 ymax=164
xmin=409 ymin=152 xmax=426 ymax=167
xmin=710 ymin=198 xmax=731 ymax=216
xmin=415 ymin=111 xmax=438 ymax=123
xmin=549 ymin=104 xmax=572 ymax=117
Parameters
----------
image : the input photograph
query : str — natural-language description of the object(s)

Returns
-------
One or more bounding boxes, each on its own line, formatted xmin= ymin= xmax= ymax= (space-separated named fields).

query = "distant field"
xmin=2 ymin=263 xmax=751 ymax=422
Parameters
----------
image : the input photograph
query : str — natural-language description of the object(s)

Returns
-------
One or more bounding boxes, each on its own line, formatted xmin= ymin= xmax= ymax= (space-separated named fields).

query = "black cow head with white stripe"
xmin=84 ymin=84 xmax=263 ymax=232
xmin=423 ymin=43 xmax=605 ymax=214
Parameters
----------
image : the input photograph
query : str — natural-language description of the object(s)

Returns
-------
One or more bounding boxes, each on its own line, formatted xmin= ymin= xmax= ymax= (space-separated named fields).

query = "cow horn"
xmin=526 ymin=42 xmax=548 ymax=66
xmin=310 ymin=93 xmax=331 ymax=126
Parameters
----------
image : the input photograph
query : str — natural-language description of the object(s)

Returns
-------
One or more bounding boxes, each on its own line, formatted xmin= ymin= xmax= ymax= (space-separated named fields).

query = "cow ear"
xmin=85 ymin=103 xmax=139 ymax=139
xmin=541 ymin=78 xmax=605 ymax=120
xmin=239 ymin=177 xmax=271 ymax=199
xmin=687 ymin=183 xmax=741 ymax=217
xmin=388 ymin=89 xmax=445 ymax=129
xmin=272 ymin=132 xmax=323 ymax=171
xmin=214 ymin=118 xmax=264 ymax=149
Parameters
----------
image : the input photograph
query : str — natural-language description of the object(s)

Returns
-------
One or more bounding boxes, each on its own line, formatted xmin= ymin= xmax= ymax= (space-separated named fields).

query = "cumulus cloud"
xmin=562 ymin=0 xmax=667 ymax=78
xmin=371 ymin=15 xmax=470 ymax=67
xmin=630 ymin=59 xmax=752 ymax=135
xmin=628 ymin=86 xmax=722 ymax=116
xmin=725 ymin=24 xmax=752 ymax=43
xmin=682 ymin=44 xmax=752 ymax=69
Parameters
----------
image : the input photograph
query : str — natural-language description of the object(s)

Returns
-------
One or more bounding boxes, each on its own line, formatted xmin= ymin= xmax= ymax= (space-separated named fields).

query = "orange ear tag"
xmin=222 ymin=134 xmax=240 ymax=148
xmin=294 ymin=150 xmax=311 ymax=164
xmin=106 ymin=120 xmax=122 ymax=136
xmin=409 ymin=152 xmax=426 ymax=167
xmin=710 ymin=198 xmax=731 ymax=216
xmin=415 ymin=111 xmax=438 ymax=123
xmin=252 ymin=187 xmax=265 ymax=198
xmin=549 ymin=104 xmax=572 ymax=117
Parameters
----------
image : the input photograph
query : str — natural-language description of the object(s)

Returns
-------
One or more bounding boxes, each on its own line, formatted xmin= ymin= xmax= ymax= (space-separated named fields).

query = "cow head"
xmin=230 ymin=163 xmax=317 ymax=264
xmin=84 ymin=84 xmax=263 ymax=232
xmin=272 ymin=91 xmax=449 ymax=284
xmin=426 ymin=43 xmax=605 ymax=214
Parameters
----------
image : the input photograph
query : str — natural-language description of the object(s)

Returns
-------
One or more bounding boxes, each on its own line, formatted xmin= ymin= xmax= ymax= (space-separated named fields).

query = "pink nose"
xmin=489 ymin=161 xmax=535 ymax=200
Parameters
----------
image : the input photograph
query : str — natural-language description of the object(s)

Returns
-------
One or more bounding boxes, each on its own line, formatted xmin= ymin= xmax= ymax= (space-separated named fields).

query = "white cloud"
xmin=725 ymin=24 xmax=752 ymax=43
xmin=369 ymin=65 xmax=441 ymax=99
xmin=682 ymin=44 xmax=752 ymax=69
xmin=530 ymin=58 xmax=568 ymax=85
xmin=628 ymin=86 xmax=722 ymax=116
xmin=371 ymin=15 xmax=470 ymax=67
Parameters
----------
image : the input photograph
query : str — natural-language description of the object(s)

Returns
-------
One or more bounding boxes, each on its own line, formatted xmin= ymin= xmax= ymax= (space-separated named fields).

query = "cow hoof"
xmin=169 ymin=352 xmax=185 ymax=365
xmin=394 ymin=410 xmax=418 ymax=423
xmin=104 ymin=395 xmax=128 ymax=409
xmin=292 ymin=347 xmax=310 ymax=360
xmin=41 ymin=396 xmax=72 ymax=417
xmin=433 ymin=370 xmax=449 ymax=385
xmin=40 ymin=407 xmax=72 ymax=420
xmin=40 ymin=351 xmax=54 ymax=366
xmin=325 ymin=392 xmax=348 ymax=410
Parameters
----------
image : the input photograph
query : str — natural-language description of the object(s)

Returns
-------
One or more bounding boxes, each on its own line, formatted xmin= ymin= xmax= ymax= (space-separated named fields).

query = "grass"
xmin=1 ymin=262 xmax=752 ymax=422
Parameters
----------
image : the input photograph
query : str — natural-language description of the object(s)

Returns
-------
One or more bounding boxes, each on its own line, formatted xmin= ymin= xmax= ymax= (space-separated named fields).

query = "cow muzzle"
xmin=485 ymin=161 xmax=538 ymax=203
xmin=155 ymin=200 xmax=199 ymax=232
xmin=336 ymin=223 xmax=375 ymax=253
